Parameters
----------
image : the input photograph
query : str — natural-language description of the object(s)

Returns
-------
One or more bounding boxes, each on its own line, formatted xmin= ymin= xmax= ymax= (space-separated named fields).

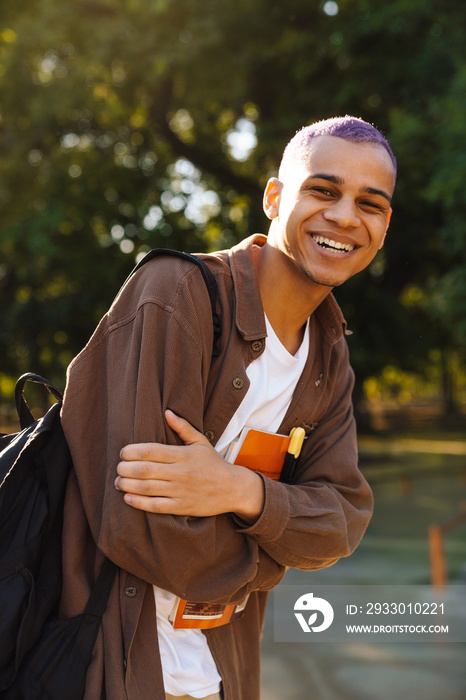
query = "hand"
xmin=115 ymin=410 xmax=265 ymax=522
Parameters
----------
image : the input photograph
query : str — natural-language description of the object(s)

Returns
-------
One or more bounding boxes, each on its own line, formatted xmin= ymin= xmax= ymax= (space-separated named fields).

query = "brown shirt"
xmin=60 ymin=234 xmax=373 ymax=700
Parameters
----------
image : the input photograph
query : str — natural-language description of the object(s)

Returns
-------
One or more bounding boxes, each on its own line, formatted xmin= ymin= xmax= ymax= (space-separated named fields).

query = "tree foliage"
xmin=0 ymin=0 xmax=465 ymax=401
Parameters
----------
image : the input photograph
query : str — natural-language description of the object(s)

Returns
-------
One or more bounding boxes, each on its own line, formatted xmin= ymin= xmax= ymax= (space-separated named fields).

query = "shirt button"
xmin=232 ymin=377 xmax=244 ymax=389
xmin=251 ymin=340 xmax=263 ymax=352
xmin=204 ymin=430 xmax=215 ymax=442
xmin=125 ymin=586 xmax=137 ymax=598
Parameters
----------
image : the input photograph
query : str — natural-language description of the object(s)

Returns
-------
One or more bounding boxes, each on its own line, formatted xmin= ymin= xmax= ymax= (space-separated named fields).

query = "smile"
xmin=312 ymin=235 xmax=354 ymax=253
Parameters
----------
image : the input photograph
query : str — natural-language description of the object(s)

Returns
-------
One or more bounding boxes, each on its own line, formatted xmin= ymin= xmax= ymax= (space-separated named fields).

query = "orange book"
xmin=170 ymin=428 xmax=291 ymax=630
xmin=227 ymin=427 xmax=291 ymax=480
xmin=169 ymin=595 xmax=250 ymax=630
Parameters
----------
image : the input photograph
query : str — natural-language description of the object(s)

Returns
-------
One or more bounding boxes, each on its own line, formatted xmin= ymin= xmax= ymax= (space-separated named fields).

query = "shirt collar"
xmin=228 ymin=234 xmax=348 ymax=344
xmin=228 ymin=234 xmax=268 ymax=341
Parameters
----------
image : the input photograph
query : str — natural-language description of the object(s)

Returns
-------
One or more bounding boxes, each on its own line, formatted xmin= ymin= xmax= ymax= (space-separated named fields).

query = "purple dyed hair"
xmin=279 ymin=115 xmax=397 ymax=180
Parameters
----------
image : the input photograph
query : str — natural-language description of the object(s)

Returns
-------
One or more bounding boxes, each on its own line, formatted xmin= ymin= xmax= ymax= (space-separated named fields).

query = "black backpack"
xmin=0 ymin=250 xmax=220 ymax=699
xmin=0 ymin=374 xmax=119 ymax=700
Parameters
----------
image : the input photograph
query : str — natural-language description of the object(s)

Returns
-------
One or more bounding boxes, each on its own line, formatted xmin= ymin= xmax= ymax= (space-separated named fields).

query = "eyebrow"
xmin=308 ymin=173 xmax=393 ymax=204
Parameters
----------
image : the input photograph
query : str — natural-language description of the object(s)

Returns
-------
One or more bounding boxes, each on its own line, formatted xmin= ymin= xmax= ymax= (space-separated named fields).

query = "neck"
xmin=253 ymin=240 xmax=331 ymax=355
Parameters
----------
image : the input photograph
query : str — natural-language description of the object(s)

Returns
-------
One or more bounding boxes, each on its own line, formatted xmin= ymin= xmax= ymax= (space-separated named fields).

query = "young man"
xmin=60 ymin=116 xmax=396 ymax=700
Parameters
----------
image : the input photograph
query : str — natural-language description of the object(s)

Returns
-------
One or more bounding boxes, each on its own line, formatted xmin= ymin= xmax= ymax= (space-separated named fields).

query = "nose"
xmin=322 ymin=196 xmax=360 ymax=228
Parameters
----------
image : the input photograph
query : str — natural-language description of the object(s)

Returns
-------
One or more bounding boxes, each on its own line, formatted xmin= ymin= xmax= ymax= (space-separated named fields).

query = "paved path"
xmin=260 ymin=445 xmax=466 ymax=699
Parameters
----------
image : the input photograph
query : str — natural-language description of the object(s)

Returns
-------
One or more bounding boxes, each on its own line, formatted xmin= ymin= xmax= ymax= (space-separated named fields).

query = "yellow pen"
xmin=280 ymin=427 xmax=306 ymax=484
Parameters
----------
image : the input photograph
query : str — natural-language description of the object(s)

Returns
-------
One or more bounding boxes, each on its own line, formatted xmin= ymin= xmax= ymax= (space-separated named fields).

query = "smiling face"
xmin=265 ymin=135 xmax=395 ymax=290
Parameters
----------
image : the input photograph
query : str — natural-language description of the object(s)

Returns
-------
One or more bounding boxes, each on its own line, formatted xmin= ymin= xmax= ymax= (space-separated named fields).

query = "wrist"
xmin=230 ymin=466 xmax=265 ymax=524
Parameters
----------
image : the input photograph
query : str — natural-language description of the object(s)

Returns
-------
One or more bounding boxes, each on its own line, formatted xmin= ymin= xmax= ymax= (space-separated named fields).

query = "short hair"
xmin=279 ymin=115 xmax=397 ymax=180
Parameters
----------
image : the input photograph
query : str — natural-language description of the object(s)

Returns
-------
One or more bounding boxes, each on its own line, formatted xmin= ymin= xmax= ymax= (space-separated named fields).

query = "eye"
xmin=311 ymin=187 xmax=334 ymax=197
xmin=360 ymin=200 xmax=384 ymax=212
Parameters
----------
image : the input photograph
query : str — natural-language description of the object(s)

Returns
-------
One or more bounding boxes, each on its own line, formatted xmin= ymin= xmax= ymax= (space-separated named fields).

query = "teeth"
xmin=313 ymin=235 xmax=354 ymax=252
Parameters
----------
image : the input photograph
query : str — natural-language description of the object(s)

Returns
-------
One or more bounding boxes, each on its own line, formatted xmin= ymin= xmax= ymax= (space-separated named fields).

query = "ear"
xmin=379 ymin=209 xmax=392 ymax=249
xmin=263 ymin=178 xmax=282 ymax=220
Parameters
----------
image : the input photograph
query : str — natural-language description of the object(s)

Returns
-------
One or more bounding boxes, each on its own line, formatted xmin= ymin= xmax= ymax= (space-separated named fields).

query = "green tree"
xmin=0 ymin=0 xmax=465 ymax=411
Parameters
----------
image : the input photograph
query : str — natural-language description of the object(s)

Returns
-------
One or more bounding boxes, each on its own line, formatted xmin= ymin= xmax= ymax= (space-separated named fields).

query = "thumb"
xmin=165 ymin=409 xmax=209 ymax=447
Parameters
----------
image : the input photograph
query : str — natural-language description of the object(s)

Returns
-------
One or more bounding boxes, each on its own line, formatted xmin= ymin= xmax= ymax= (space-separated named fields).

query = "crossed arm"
xmin=115 ymin=409 xmax=265 ymax=523
xmin=63 ymin=285 xmax=371 ymax=601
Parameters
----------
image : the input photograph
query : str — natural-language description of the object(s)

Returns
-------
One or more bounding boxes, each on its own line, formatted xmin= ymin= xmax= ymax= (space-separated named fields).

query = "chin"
xmin=300 ymin=267 xmax=347 ymax=289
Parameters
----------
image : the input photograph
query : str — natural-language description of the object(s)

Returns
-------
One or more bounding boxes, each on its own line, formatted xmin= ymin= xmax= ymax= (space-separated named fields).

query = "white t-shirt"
xmin=154 ymin=314 xmax=310 ymax=697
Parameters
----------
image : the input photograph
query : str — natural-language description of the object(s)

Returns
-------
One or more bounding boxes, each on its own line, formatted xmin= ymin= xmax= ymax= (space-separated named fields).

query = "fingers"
xmin=122 ymin=493 xmax=181 ymax=514
xmin=165 ymin=409 xmax=210 ymax=446
xmin=115 ymin=411 xmax=222 ymax=516
xmin=120 ymin=443 xmax=177 ymax=463
xmin=116 ymin=458 xmax=171 ymax=480
xmin=117 ymin=477 xmax=203 ymax=515
xmin=119 ymin=411 xmax=209 ymax=464
xmin=115 ymin=474 xmax=169 ymax=496
xmin=114 ymin=471 xmax=186 ymax=510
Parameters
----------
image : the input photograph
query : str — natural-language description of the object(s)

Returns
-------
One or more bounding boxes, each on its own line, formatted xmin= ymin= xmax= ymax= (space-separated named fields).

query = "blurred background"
xmin=1 ymin=1 xmax=465 ymax=697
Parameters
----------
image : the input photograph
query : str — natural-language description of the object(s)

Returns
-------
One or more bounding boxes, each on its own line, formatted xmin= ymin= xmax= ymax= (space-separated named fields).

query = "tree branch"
xmin=149 ymin=78 xmax=263 ymax=204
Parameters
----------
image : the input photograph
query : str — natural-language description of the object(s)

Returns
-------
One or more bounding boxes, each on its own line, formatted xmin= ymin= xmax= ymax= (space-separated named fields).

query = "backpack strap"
xmin=126 ymin=249 xmax=221 ymax=358
xmin=82 ymin=557 xmax=119 ymax=619
xmin=15 ymin=373 xmax=64 ymax=430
